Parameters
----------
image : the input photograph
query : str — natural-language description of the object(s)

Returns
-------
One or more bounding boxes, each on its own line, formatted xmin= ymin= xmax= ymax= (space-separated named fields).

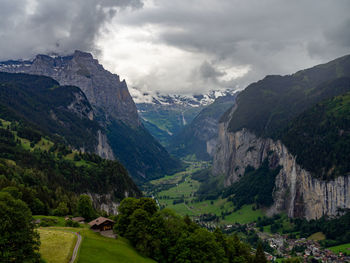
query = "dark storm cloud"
xmin=199 ymin=61 xmax=224 ymax=81
xmin=1 ymin=0 xmax=349 ymax=95
xmin=116 ymin=0 xmax=350 ymax=90
xmin=0 ymin=0 xmax=143 ymax=60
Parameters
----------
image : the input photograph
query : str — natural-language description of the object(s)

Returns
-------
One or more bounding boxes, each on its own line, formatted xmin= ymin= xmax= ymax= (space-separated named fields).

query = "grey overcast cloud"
xmin=1 ymin=0 xmax=350 ymax=99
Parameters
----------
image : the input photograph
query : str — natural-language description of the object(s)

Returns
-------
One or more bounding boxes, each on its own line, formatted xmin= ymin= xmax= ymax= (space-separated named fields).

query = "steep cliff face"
xmin=213 ymin=124 xmax=350 ymax=219
xmin=213 ymin=55 xmax=350 ymax=219
xmin=96 ymin=130 xmax=114 ymax=160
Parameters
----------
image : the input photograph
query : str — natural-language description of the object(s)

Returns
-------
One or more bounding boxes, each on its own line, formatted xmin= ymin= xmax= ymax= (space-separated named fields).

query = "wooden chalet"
xmin=88 ymin=217 xmax=115 ymax=232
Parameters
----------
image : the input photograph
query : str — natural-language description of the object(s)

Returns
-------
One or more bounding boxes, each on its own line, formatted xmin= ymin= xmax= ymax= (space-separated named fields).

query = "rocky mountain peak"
xmin=0 ymin=51 xmax=140 ymax=127
xmin=73 ymin=50 xmax=94 ymax=59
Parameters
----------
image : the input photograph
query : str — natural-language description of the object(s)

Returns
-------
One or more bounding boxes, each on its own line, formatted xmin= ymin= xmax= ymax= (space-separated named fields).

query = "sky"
xmin=0 ymin=0 xmax=350 ymax=100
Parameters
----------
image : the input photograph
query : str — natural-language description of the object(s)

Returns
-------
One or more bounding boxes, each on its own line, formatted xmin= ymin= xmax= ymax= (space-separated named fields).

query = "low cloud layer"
xmin=0 ymin=0 xmax=143 ymax=59
xmin=1 ymin=0 xmax=350 ymax=97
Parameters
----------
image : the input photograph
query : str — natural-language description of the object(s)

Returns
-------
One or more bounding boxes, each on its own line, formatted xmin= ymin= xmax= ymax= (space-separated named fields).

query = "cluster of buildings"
xmin=263 ymin=233 xmax=350 ymax=262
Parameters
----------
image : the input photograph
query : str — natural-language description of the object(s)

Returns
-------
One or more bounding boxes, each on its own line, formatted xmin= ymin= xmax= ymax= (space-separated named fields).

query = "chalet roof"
xmin=88 ymin=217 xmax=115 ymax=227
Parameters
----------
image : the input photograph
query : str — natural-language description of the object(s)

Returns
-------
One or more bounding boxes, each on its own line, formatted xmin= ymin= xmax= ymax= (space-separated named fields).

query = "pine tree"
xmin=254 ymin=242 xmax=267 ymax=263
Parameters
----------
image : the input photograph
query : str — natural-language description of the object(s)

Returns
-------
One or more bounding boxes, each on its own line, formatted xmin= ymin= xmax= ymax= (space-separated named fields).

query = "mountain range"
xmin=136 ymin=89 xmax=237 ymax=147
xmin=0 ymin=51 xmax=181 ymax=182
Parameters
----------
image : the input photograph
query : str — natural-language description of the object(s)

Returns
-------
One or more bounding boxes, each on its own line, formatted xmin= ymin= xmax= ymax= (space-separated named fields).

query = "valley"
xmin=144 ymin=161 xmax=264 ymax=225
xmin=0 ymin=30 xmax=349 ymax=262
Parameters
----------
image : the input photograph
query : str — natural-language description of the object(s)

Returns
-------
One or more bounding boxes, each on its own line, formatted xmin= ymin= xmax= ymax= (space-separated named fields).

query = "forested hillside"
xmin=0 ymin=72 xmax=101 ymax=152
xmin=219 ymin=55 xmax=350 ymax=180
xmin=282 ymin=88 xmax=350 ymax=179
xmin=224 ymin=54 xmax=350 ymax=139
xmin=0 ymin=118 xmax=141 ymax=215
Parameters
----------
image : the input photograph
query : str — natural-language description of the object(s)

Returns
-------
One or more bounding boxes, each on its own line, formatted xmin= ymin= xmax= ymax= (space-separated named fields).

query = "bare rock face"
xmin=213 ymin=122 xmax=350 ymax=220
xmin=96 ymin=130 xmax=114 ymax=160
xmin=67 ymin=89 xmax=95 ymax=121
xmin=86 ymin=192 xmax=120 ymax=215
xmin=0 ymin=51 xmax=140 ymax=127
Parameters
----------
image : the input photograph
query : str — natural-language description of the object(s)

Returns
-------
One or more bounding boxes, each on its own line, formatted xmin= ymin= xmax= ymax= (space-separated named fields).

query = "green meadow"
xmin=77 ymin=227 xmax=155 ymax=263
xmin=328 ymin=243 xmax=350 ymax=254
xmin=38 ymin=224 xmax=155 ymax=263
xmin=38 ymin=228 xmax=76 ymax=263
xmin=149 ymin=162 xmax=263 ymax=224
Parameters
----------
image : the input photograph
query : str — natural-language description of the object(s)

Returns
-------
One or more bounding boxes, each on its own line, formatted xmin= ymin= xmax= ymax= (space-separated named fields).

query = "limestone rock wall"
xmin=213 ymin=125 xmax=350 ymax=220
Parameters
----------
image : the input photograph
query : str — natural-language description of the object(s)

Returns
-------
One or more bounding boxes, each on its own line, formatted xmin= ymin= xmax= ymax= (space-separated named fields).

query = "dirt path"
xmin=69 ymin=232 xmax=82 ymax=263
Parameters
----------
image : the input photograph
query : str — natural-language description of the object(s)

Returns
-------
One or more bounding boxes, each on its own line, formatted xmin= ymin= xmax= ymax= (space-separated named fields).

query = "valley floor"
xmin=145 ymin=161 xmax=264 ymax=227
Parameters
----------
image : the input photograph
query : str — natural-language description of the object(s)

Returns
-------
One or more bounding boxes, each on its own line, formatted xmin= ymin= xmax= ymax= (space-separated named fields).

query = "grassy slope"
xmin=38 ymin=228 xmax=77 ymax=263
xmin=308 ymin=232 xmax=326 ymax=241
xmin=38 ymin=223 xmax=155 ymax=263
xmin=77 ymin=228 xmax=155 ymax=263
xmin=328 ymin=243 xmax=350 ymax=254
xmin=1 ymin=118 xmax=95 ymax=169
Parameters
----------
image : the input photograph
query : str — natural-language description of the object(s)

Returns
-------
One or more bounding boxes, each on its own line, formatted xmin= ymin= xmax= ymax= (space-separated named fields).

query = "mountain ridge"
xmin=0 ymin=51 xmax=181 ymax=182
xmin=213 ymin=54 xmax=350 ymax=219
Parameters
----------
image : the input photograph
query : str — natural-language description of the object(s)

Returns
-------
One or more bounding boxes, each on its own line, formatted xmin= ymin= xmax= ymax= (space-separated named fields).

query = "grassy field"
xmin=38 ymin=226 xmax=155 ymax=263
xmin=223 ymin=205 xmax=264 ymax=224
xmin=76 ymin=227 xmax=155 ymax=263
xmin=38 ymin=228 xmax=77 ymax=263
xmin=328 ymin=243 xmax=350 ymax=254
xmin=308 ymin=232 xmax=326 ymax=241
xmin=149 ymin=162 xmax=263 ymax=225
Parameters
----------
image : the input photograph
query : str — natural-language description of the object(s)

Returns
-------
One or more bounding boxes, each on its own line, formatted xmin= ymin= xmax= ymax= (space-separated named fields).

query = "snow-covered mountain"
xmin=135 ymin=88 xmax=238 ymax=147
xmin=132 ymin=88 xmax=237 ymax=107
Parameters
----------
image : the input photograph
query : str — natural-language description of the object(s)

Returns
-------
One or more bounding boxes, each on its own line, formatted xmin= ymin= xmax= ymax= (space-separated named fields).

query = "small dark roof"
xmin=88 ymin=217 xmax=115 ymax=227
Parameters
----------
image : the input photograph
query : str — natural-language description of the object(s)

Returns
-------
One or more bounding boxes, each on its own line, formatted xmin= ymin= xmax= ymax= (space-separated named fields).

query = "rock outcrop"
xmin=213 ymin=122 xmax=350 ymax=220
xmin=86 ymin=192 xmax=121 ymax=215
xmin=96 ymin=130 xmax=114 ymax=160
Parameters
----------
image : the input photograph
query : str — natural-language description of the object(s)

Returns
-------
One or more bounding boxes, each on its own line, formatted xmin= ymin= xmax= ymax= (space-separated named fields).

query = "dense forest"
xmin=282 ymin=89 xmax=350 ymax=179
xmin=223 ymin=159 xmax=281 ymax=209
